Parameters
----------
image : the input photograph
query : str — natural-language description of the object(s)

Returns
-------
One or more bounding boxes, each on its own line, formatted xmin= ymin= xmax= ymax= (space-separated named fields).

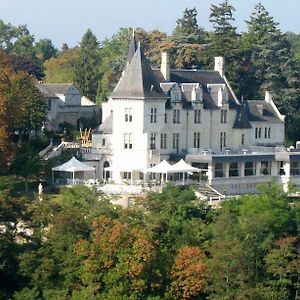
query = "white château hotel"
xmin=82 ymin=35 xmax=300 ymax=195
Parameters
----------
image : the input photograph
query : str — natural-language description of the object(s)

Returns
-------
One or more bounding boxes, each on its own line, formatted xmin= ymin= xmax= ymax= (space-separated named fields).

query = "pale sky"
xmin=1 ymin=0 xmax=299 ymax=48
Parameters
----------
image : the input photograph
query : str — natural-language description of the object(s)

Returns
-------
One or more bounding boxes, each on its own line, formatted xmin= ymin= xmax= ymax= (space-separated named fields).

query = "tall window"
xmin=258 ymin=127 xmax=262 ymax=138
xmin=264 ymin=127 xmax=268 ymax=138
xmin=268 ymin=127 xmax=271 ymax=138
xmin=160 ymin=133 xmax=167 ymax=149
xmin=173 ymin=109 xmax=180 ymax=123
xmin=193 ymin=132 xmax=200 ymax=148
xmin=173 ymin=133 xmax=179 ymax=150
xmin=255 ymin=128 xmax=258 ymax=139
xmin=150 ymin=108 xmax=157 ymax=123
xmin=229 ymin=162 xmax=239 ymax=177
xmin=220 ymin=132 xmax=226 ymax=149
xmin=150 ymin=133 xmax=156 ymax=150
xmin=47 ymin=100 xmax=52 ymax=111
xmin=245 ymin=162 xmax=256 ymax=176
xmin=194 ymin=109 xmax=201 ymax=123
xmin=164 ymin=113 xmax=167 ymax=123
xmin=221 ymin=109 xmax=227 ymax=123
xmin=124 ymin=133 xmax=132 ymax=149
xmin=215 ymin=163 xmax=224 ymax=177
xmin=125 ymin=108 xmax=132 ymax=122
xmin=241 ymin=134 xmax=245 ymax=145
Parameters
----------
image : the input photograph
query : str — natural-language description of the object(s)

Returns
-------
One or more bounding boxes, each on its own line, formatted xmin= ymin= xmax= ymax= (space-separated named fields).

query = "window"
xmin=278 ymin=161 xmax=285 ymax=175
xmin=150 ymin=133 xmax=156 ymax=150
xmin=150 ymin=108 xmax=157 ymax=123
xmin=229 ymin=162 xmax=239 ymax=177
xmin=220 ymin=132 xmax=226 ymax=149
xmin=124 ymin=133 xmax=132 ymax=149
xmin=123 ymin=172 xmax=131 ymax=179
xmin=160 ymin=133 xmax=167 ymax=149
xmin=241 ymin=134 xmax=245 ymax=145
xmin=173 ymin=109 xmax=180 ymax=123
xmin=102 ymin=139 xmax=106 ymax=146
xmin=258 ymin=127 xmax=262 ymax=138
xmin=221 ymin=109 xmax=227 ymax=123
xmin=149 ymin=163 xmax=156 ymax=180
xmin=260 ymin=161 xmax=271 ymax=175
xmin=164 ymin=113 xmax=167 ymax=123
xmin=125 ymin=108 xmax=132 ymax=122
xmin=255 ymin=128 xmax=258 ymax=139
xmin=173 ymin=133 xmax=179 ymax=150
xmin=194 ymin=109 xmax=201 ymax=123
xmin=245 ymin=162 xmax=256 ymax=176
xmin=290 ymin=161 xmax=300 ymax=175
xmin=255 ymin=127 xmax=262 ymax=139
xmin=215 ymin=163 xmax=224 ymax=177
xmin=268 ymin=127 xmax=271 ymax=138
xmin=193 ymin=132 xmax=200 ymax=148
xmin=264 ymin=127 xmax=268 ymax=138
xmin=47 ymin=100 xmax=51 ymax=111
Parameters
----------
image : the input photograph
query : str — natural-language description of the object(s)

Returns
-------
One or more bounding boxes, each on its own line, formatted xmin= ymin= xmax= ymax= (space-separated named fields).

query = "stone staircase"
xmin=196 ymin=184 xmax=225 ymax=206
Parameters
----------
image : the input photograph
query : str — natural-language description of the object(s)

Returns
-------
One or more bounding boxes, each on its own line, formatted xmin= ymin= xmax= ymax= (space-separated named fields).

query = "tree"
xmin=44 ymin=47 xmax=79 ymax=83
xmin=74 ymin=29 xmax=101 ymax=101
xmin=11 ymin=145 xmax=43 ymax=192
xmin=265 ymin=236 xmax=300 ymax=300
xmin=34 ymin=39 xmax=58 ymax=62
xmin=0 ymin=190 xmax=31 ymax=298
xmin=209 ymin=1 xmax=243 ymax=92
xmin=243 ymin=3 xmax=280 ymax=48
xmin=0 ymin=53 xmax=14 ymax=171
xmin=171 ymin=8 xmax=209 ymax=69
xmin=170 ymin=246 xmax=206 ymax=299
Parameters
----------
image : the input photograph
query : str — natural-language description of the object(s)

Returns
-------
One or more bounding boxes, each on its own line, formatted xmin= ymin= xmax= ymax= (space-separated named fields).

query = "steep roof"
xmin=246 ymin=100 xmax=284 ymax=123
xmin=35 ymin=82 xmax=57 ymax=98
xmin=153 ymin=69 xmax=239 ymax=109
xmin=126 ymin=32 xmax=137 ymax=64
xmin=42 ymin=83 xmax=73 ymax=95
xmin=110 ymin=46 xmax=168 ymax=100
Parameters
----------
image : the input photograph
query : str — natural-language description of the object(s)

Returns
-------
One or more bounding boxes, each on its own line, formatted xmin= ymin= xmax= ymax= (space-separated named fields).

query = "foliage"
xmin=44 ymin=47 xmax=79 ymax=83
xmin=74 ymin=29 xmax=101 ymax=102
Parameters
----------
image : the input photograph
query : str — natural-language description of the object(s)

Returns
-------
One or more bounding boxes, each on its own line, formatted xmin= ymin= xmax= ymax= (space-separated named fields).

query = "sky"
xmin=1 ymin=0 xmax=300 ymax=48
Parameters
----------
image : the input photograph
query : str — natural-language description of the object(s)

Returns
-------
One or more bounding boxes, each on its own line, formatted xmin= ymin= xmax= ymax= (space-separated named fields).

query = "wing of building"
xmin=36 ymin=82 xmax=101 ymax=131
xmin=82 ymin=35 xmax=300 ymax=195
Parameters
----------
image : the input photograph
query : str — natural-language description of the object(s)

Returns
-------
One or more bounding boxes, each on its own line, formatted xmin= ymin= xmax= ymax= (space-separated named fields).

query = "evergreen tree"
xmin=172 ymin=8 xmax=209 ymax=69
xmin=74 ymin=29 xmax=101 ymax=102
xmin=209 ymin=1 xmax=243 ymax=92
xmin=243 ymin=3 xmax=280 ymax=47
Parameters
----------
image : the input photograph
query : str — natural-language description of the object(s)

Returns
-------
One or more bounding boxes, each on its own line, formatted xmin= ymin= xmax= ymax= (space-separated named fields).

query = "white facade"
xmin=82 ymin=42 xmax=298 ymax=195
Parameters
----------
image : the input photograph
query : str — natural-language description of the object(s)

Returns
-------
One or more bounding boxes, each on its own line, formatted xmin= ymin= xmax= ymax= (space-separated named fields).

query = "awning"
xmin=170 ymin=159 xmax=202 ymax=173
xmin=52 ymin=157 xmax=95 ymax=172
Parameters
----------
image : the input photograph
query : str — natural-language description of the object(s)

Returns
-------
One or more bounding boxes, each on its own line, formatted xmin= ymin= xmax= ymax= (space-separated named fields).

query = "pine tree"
xmin=74 ymin=29 xmax=101 ymax=102
xmin=243 ymin=3 xmax=280 ymax=47
xmin=209 ymin=1 xmax=243 ymax=92
xmin=172 ymin=8 xmax=209 ymax=69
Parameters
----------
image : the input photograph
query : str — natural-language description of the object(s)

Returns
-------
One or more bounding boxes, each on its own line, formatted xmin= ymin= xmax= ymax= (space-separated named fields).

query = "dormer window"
xmin=171 ymin=84 xmax=181 ymax=102
xmin=191 ymin=84 xmax=202 ymax=101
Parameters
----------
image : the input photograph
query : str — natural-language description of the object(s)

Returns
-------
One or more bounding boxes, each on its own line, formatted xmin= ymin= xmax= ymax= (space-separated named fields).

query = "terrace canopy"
xmin=170 ymin=159 xmax=202 ymax=173
xmin=52 ymin=157 xmax=95 ymax=185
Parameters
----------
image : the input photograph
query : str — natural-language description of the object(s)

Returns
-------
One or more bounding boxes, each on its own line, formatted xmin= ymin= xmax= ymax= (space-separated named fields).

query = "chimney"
xmin=161 ymin=51 xmax=170 ymax=81
xmin=214 ymin=56 xmax=225 ymax=77
xmin=265 ymin=91 xmax=272 ymax=103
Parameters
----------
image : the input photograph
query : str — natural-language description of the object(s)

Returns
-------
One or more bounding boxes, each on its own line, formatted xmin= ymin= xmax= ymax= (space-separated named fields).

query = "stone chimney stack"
xmin=214 ymin=56 xmax=225 ymax=77
xmin=265 ymin=91 xmax=272 ymax=103
xmin=161 ymin=51 xmax=170 ymax=81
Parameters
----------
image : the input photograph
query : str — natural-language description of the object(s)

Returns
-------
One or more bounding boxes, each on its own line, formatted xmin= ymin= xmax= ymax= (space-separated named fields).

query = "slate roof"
xmin=153 ymin=69 xmax=239 ymax=109
xmin=35 ymin=82 xmax=57 ymax=98
xmin=246 ymin=100 xmax=283 ymax=123
xmin=126 ymin=32 xmax=137 ymax=64
xmin=42 ymin=83 xmax=73 ymax=95
xmin=110 ymin=46 xmax=168 ymax=100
